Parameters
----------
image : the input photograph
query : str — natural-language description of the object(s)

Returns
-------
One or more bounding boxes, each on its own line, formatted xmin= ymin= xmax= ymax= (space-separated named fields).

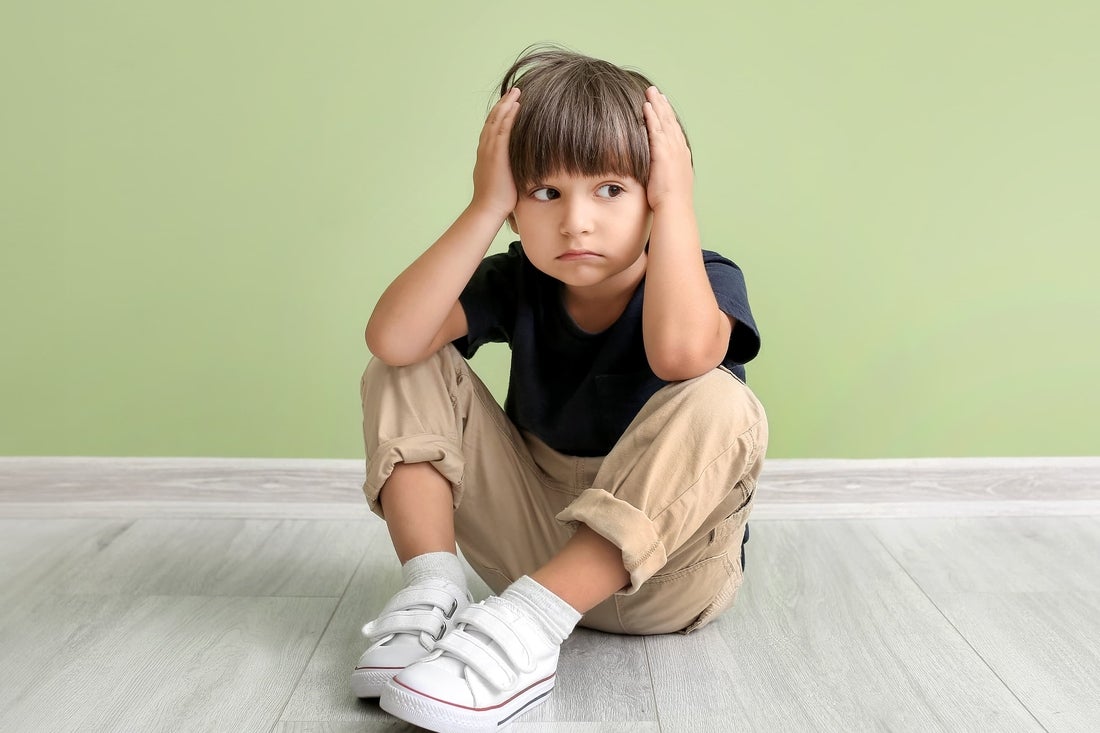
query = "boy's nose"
xmin=560 ymin=200 xmax=594 ymax=237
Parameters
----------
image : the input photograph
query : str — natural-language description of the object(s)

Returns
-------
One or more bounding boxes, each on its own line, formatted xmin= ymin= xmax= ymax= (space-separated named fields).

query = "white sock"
xmin=500 ymin=575 xmax=582 ymax=646
xmin=401 ymin=551 xmax=467 ymax=591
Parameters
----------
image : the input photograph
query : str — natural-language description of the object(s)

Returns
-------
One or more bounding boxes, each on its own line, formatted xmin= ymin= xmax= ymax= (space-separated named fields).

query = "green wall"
xmin=3 ymin=2 xmax=1098 ymax=459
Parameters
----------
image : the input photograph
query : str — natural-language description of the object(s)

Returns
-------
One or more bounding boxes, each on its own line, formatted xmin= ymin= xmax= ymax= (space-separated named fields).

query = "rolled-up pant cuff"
xmin=363 ymin=434 xmax=465 ymax=519
xmin=556 ymin=488 xmax=668 ymax=595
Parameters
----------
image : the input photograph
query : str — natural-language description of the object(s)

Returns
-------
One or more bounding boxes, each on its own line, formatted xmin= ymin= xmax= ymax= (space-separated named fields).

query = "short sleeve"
xmin=452 ymin=242 xmax=523 ymax=358
xmin=704 ymin=251 xmax=761 ymax=366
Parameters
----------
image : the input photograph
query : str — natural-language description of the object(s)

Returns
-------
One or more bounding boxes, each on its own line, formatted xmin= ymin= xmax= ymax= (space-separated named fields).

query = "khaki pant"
xmin=360 ymin=345 xmax=768 ymax=635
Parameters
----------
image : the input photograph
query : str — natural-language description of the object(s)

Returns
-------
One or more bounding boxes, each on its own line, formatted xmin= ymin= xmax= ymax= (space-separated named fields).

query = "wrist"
xmin=464 ymin=199 xmax=512 ymax=227
xmin=649 ymin=195 xmax=695 ymax=217
xmin=467 ymin=195 xmax=514 ymax=225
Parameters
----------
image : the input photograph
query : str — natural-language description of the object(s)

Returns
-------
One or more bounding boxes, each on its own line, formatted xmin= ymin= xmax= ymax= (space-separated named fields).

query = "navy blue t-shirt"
xmin=454 ymin=241 xmax=760 ymax=457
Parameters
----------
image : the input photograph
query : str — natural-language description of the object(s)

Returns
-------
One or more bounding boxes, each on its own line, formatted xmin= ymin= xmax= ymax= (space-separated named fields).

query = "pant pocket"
xmin=678 ymin=505 xmax=751 ymax=633
xmin=679 ymin=552 xmax=743 ymax=634
xmin=610 ymin=551 xmax=736 ymax=635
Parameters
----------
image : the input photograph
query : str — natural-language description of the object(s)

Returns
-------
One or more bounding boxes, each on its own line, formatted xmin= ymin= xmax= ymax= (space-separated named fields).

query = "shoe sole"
xmin=380 ymin=674 xmax=555 ymax=732
xmin=350 ymin=666 xmax=399 ymax=698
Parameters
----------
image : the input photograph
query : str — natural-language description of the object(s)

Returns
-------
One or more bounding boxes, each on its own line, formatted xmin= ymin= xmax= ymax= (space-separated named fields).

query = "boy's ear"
xmin=507 ymin=213 xmax=518 ymax=234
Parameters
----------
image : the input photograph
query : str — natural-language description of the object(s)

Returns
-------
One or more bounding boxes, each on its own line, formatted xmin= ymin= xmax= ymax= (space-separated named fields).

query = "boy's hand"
xmin=642 ymin=86 xmax=694 ymax=213
xmin=471 ymin=87 xmax=521 ymax=221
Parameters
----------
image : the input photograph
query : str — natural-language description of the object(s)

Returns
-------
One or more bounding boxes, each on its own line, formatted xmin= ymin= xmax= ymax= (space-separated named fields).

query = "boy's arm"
xmin=640 ymin=87 xmax=734 ymax=382
xmin=365 ymin=88 xmax=521 ymax=366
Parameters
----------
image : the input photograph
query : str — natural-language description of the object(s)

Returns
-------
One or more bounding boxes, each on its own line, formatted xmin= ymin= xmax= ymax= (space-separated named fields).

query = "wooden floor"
xmin=1 ymin=457 xmax=1098 ymax=732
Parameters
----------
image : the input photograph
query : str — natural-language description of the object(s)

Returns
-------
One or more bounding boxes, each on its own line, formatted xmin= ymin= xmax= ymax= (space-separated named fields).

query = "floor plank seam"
xmin=641 ymin=635 xmax=664 ymax=732
xmin=270 ymin=546 xmax=370 ymax=730
xmin=868 ymin=528 xmax=1052 ymax=732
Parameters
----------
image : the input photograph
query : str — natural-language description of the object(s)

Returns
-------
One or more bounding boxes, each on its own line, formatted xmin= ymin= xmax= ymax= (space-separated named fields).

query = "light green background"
xmin=3 ymin=2 xmax=1098 ymax=459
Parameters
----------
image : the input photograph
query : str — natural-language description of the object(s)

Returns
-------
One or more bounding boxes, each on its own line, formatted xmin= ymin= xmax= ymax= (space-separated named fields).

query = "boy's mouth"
xmin=557 ymin=250 xmax=600 ymax=261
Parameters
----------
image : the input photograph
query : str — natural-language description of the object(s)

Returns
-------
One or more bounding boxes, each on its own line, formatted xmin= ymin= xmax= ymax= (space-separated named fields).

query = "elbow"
xmin=646 ymin=314 xmax=733 ymax=381
xmin=652 ymin=364 xmax=709 ymax=382
xmin=364 ymin=321 xmax=417 ymax=367
xmin=647 ymin=346 xmax=724 ymax=382
xmin=366 ymin=343 xmax=418 ymax=368
xmin=363 ymin=321 xmax=387 ymax=361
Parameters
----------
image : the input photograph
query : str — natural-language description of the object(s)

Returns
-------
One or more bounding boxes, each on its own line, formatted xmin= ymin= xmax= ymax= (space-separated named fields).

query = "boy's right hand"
xmin=470 ymin=87 xmax=521 ymax=222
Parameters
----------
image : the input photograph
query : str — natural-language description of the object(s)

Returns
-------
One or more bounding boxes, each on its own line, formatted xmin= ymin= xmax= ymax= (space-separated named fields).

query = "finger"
xmin=497 ymin=98 xmax=520 ymax=137
xmin=499 ymin=88 xmax=521 ymax=123
xmin=655 ymin=92 xmax=678 ymax=129
xmin=489 ymin=87 xmax=520 ymax=125
xmin=482 ymin=91 xmax=518 ymax=148
xmin=646 ymin=87 xmax=680 ymax=135
xmin=646 ymin=88 xmax=673 ymax=122
xmin=642 ymin=100 xmax=662 ymax=134
xmin=653 ymin=91 xmax=687 ymax=145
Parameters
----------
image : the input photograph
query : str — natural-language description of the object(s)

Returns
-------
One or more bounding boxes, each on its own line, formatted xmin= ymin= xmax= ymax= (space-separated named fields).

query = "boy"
xmin=355 ymin=46 xmax=768 ymax=732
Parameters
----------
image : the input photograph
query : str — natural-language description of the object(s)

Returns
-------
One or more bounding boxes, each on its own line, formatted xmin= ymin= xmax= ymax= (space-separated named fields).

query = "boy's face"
xmin=509 ymin=171 xmax=652 ymax=292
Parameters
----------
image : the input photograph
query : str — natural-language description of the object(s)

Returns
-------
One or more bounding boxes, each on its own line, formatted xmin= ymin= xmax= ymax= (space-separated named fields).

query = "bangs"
xmin=501 ymin=48 xmax=655 ymax=189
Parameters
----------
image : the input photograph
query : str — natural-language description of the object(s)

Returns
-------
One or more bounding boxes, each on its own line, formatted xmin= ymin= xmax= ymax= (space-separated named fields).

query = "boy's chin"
xmin=542 ymin=270 xmax=597 ymax=287
xmin=547 ymin=268 xmax=629 ymax=291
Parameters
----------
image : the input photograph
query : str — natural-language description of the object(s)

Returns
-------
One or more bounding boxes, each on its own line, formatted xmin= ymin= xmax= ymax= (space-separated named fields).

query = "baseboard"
xmin=1 ymin=456 xmax=1098 ymax=519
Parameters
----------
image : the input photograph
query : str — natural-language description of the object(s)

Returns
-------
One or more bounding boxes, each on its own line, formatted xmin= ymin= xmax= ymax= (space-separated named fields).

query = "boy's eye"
xmin=596 ymin=184 xmax=624 ymax=199
xmin=532 ymin=188 xmax=560 ymax=201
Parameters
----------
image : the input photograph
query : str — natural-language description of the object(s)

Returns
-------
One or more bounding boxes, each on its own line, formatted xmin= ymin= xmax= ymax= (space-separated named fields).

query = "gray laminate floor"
xmin=0 ymin=457 xmax=1098 ymax=732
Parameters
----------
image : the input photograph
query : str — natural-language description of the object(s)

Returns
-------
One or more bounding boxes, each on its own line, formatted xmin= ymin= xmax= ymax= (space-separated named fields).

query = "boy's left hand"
xmin=642 ymin=86 xmax=694 ymax=212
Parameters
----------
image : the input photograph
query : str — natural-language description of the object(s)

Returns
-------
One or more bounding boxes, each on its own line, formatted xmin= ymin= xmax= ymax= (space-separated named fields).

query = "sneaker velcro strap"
xmin=433 ymin=626 xmax=517 ymax=690
xmin=360 ymin=581 xmax=464 ymax=641
xmin=382 ymin=584 xmax=462 ymax=617
xmin=361 ymin=607 xmax=446 ymax=642
xmin=433 ymin=599 xmax=537 ymax=689
xmin=459 ymin=601 xmax=535 ymax=672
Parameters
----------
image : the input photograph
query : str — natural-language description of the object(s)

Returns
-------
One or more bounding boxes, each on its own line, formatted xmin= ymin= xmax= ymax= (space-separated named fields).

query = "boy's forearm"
xmin=642 ymin=202 xmax=729 ymax=380
xmin=365 ymin=204 xmax=504 ymax=363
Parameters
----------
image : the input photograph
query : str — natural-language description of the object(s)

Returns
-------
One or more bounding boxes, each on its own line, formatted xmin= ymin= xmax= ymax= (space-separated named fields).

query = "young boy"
xmin=355 ymin=46 xmax=768 ymax=732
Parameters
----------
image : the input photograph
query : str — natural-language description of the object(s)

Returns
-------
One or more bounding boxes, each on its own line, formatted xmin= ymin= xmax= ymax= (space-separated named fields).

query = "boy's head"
xmin=498 ymin=45 xmax=687 ymax=191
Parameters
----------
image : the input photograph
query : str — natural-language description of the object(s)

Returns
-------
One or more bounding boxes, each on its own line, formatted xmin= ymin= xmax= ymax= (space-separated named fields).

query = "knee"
xmin=362 ymin=349 xmax=421 ymax=385
xmin=672 ymin=368 xmax=768 ymax=439
xmin=360 ymin=356 xmax=393 ymax=407
xmin=360 ymin=345 xmax=461 ymax=404
xmin=651 ymin=369 xmax=769 ymax=485
xmin=707 ymin=372 xmax=769 ymax=475
xmin=361 ymin=354 xmax=392 ymax=393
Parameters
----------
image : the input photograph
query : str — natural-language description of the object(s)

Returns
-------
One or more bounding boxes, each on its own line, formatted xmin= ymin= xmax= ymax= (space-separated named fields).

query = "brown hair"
xmin=498 ymin=45 xmax=685 ymax=190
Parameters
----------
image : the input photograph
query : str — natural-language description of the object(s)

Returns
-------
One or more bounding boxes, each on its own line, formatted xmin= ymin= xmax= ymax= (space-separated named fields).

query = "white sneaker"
xmin=379 ymin=595 xmax=560 ymax=732
xmin=351 ymin=578 xmax=472 ymax=698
